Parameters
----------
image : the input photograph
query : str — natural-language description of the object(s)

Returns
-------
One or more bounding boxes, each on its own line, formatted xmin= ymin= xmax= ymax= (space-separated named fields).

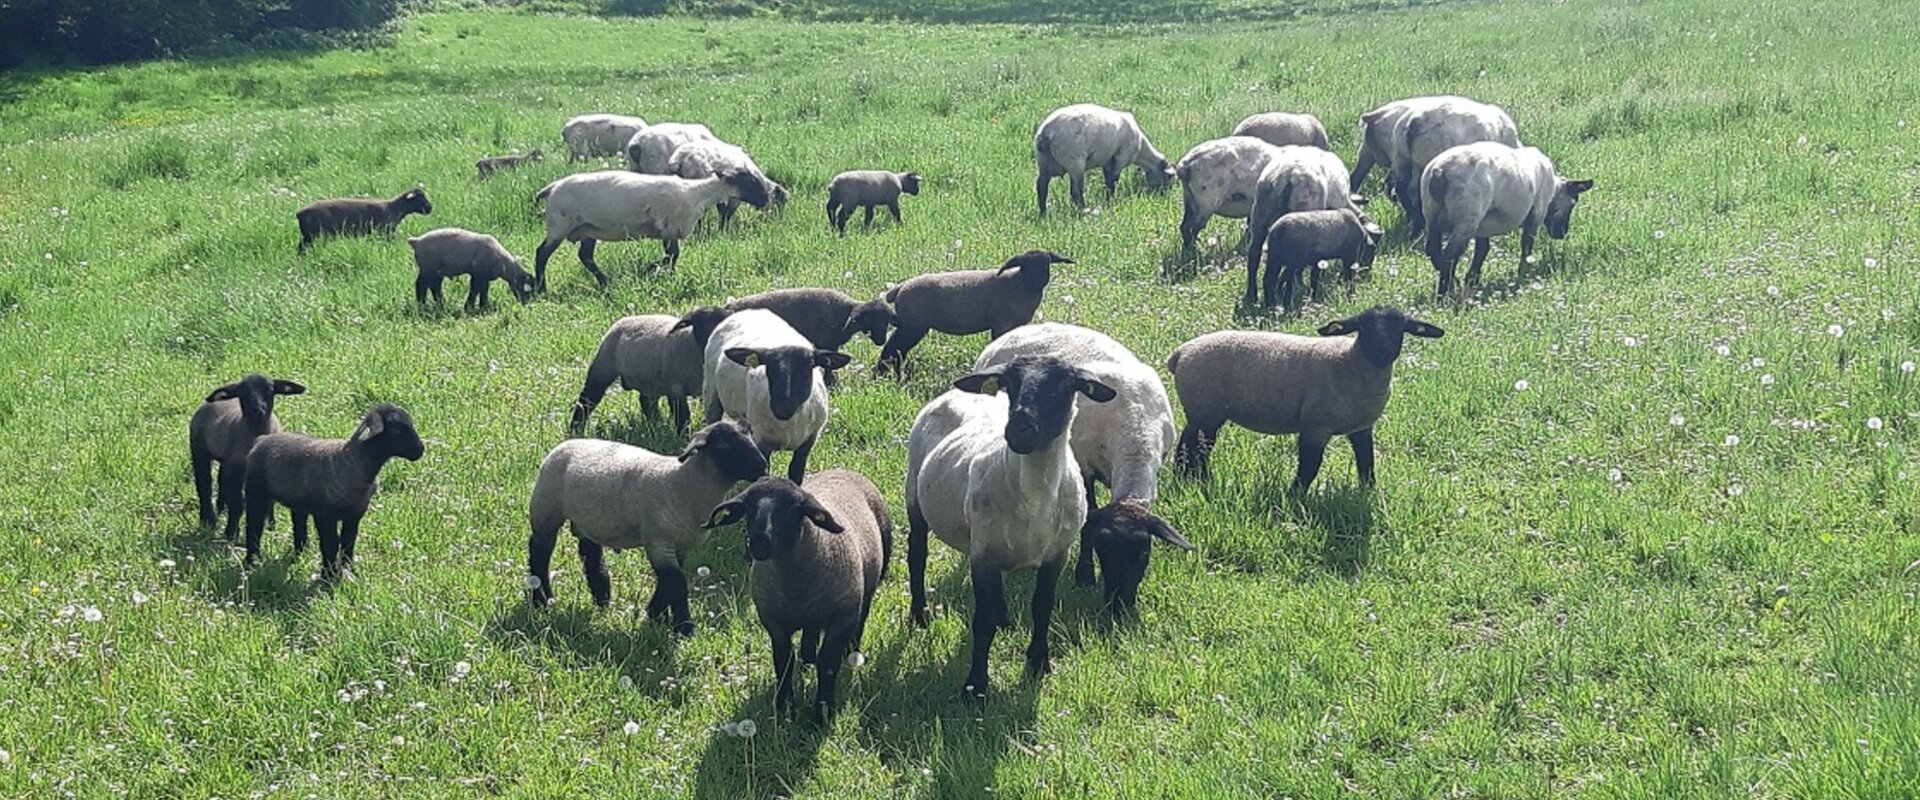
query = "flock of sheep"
xmin=195 ymin=93 xmax=1588 ymax=721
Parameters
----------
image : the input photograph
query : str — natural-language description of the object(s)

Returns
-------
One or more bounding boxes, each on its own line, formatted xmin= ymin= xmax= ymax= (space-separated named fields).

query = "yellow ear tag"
xmin=744 ymin=353 xmax=761 ymax=368
xmin=979 ymin=376 xmax=1000 ymax=395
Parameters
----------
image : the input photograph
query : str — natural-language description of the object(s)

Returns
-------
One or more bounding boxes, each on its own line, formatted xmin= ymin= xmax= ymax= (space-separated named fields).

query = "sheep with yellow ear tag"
xmin=699 ymin=309 xmax=851 ymax=484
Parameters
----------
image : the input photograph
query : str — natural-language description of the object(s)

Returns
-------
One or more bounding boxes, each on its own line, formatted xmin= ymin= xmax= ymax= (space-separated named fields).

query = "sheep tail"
xmin=884 ymin=284 xmax=901 ymax=303
xmin=533 ymin=180 xmax=559 ymax=206
xmin=1165 ymin=345 xmax=1183 ymax=374
xmin=1035 ymin=131 xmax=1053 ymax=160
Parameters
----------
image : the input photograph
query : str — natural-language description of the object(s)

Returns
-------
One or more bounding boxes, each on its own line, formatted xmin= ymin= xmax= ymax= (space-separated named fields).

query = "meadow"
xmin=1 ymin=0 xmax=1918 ymax=796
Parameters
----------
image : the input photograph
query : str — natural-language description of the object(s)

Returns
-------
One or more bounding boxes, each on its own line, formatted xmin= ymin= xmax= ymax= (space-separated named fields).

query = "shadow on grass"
xmin=485 ymin=602 xmax=686 ymax=700
xmin=159 ymin=515 xmax=327 ymax=621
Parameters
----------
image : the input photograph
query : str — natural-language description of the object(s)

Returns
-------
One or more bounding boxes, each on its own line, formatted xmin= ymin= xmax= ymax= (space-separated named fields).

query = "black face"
xmin=954 ymin=355 xmax=1115 ymax=455
xmin=844 ymin=298 xmax=894 ymax=347
xmin=702 ymin=477 xmax=843 ymax=561
xmin=501 ymin=261 xmax=536 ymax=302
xmin=768 ymin=183 xmax=790 ymax=209
xmin=207 ymin=373 xmax=305 ymax=430
xmin=673 ymin=306 xmax=734 ymax=349
xmin=1086 ymin=500 xmax=1193 ymax=614
xmin=355 ymin=403 xmax=425 ymax=462
xmin=726 ymin=347 xmax=852 ymax=420
xmin=1355 ymin=212 xmax=1385 ymax=270
xmin=400 ymin=188 xmax=432 ymax=215
xmin=900 ymin=172 xmax=922 ymax=195
xmin=722 ymin=170 xmax=772 ymax=209
xmin=1545 ymin=178 xmax=1594 ymax=240
xmin=679 ymin=420 xmax=770 ymax=483
xmin=1317 ymin=306 xmax=1445 ymax=369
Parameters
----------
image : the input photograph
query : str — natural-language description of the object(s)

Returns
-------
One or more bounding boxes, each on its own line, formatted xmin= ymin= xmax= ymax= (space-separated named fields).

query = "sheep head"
xmin=843 ymin=297 xmax=895 ymax=347
xmin=1317 ymin=306 xmax=1444 ymax=369
xmin=703 ymin=476 xmax=844 ymax=562
xmin=1545 ymin=178 xmax=1595 ymax=239
xmin=679 ymin=420 xmax=769 ymax=484
xmin=205 ymin=373 xmax=306 ymax=431
xmin=1084 ymin=499 xmax=1194 ymax=614
xmin=724 ymin=346 xmax=851 ymax=420
xmin=351 ymin=403 xmax=425 ymax=462
xmin=954 ymin=355 xmax=1114 ymax=455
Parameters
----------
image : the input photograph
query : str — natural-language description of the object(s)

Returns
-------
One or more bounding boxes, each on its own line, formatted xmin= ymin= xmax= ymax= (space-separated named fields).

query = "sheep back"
xmin=563 ymin=114 xmax=648 ymax=160
xmin=887 ymin=270 xmax=1039 ymax=336
xmin=595 ymin=314 xmax=706 ymax=399
xmin=1176 ymin=136 xmax=1284 ymax=220
xmin=626 ymin=122 xmax=718 ymax=174
xmin=529 ymin=438 xmax=717 ymax=555
xmin=1169 ymin=331 xmax=1390 ymax=438
xmin=726 ymin=288 xmax=862 ymax=351
xmin=1232 ymin=112 xmax=1331 ymax=150
xmin=407 ymin=227 xmax=526 ymax=282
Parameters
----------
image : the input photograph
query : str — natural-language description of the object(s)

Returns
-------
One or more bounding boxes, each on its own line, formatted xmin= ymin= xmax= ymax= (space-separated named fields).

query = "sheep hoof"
xmin=1073 ymin=564 xmax=1096 ymax=587
xmin=671 ymin=620 xmax=695 ymax=638
xmin=909 ymin=607 xmax=931 ymax=629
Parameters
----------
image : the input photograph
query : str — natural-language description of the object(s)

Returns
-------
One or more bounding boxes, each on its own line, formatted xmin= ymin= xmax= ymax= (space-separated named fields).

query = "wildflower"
xmin=1 ymin=748 xmax=11 ymax=765
xmin=1866 ymin=257 xmax=1880 ymax=268
xmin=1653 ymin=230 xmax=1666 ymax=240
xmin=1766 ymin=285 xmax=1780 ymax=296
xmin=524 ymin=575 xmax=543 ymax=591
xmin=1513 ymin=379 xmax=1530 ymax=392
xmin=735 ymin=719 xmax=757 ymax=738
xmin=1060 ymin=294 xmax=1076 ymax=307
xmin=80 ymin=606 xmax=103 ymax=623
xmin=1713 ymin=344 xmax=1730 ymax=357
xmin=1724 ymin=435 xmax=1739 ymax=447
xmin=850 ymin=652 xmax=867 ymax=667
xmin=132 ymin=590 xmax=149 ymax=605
xmin=1623 ymin=336 xmax=1639 ymax=347
xmin=618 ymin=675 xmax=634 ymax=691
xmin=1607 ymin=467 xmax=1623 ymax=483
xmin=623 ymin=720 xmax=641 ymax=736
xmin=1827 ymin=324 xmax=1844 ymax=338
xmin=391 ymin=736 xmax=405 ymax=746
xmin=1669 ymin=414 xmax=1686 ymax=427
xmin=1760 ymin=374 xmax=1775 ymax=386
xmin=1868 ymin=417 xmax=1884 ymax=431
xmin=1727 ymin=483 xmax=1744 ymax=498
xmin=158 ymin=559 xmax=176 ymax=570
xmin=452 ymin=661 xmax=472 ymax=680
xmin=1902 ymin=361 xmax=1915 ymax=374
xmin=1751 ymin=357 xmax=1766 ymax=368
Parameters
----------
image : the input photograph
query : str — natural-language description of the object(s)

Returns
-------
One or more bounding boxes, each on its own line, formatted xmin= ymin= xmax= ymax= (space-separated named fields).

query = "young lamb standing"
xmin=698 ymin=308 xmax=851 ymax=484
xmin=1232 ymin=112 xmax=1331 ymax=150
xmin=527 ymin=421 xmax=768 ymax=635
xmin=190 ymin=374 xmax=307 ymax=538
xmin=625 ymin=122 xmax=719 ymax=175
xmin=406 ymin=228 xmax=536 ymax=311
xmin=532 ymin=169 xmax=770 ymax=289
xmin=1033 ymin=104 xmax=1175 ymax=215
xmin=570 ymin=314 xmax=706 ymax=434
xmin=905 ymin=356 xmax=1116 ymax=699
xmin=1174 ymin=136 xmax=1285 ymax=250
xmin=243 ymin=404 xmax=425 ymax=578
xmin=824 ymin=170 xmax=921 ymax=233
xmin=1168 ymin=307 xmax=1443 ymax=490
xmin=1250 ymin=207 xmax=1385 ymax=309
xmin=1420 ymin=142 xmax=1593 ymax=295
xmin=704 ymin=470 xmax=890 ymax=721
xmin=475 ymin=149 xmax=542 ymax=180
xmin=666 ymin=139 xmax=787 ymax=229
xmin=294 ymin=188 xmax=432 ymax=254
xmin=1243 ymin=145 xmax=1360 ymax=288
xmin=562 ymin=114 xmax=648 ymax=162
xmin=874 ymin=249 xmax=1073 ymax=378
xmin=1390 ymin=97 xmax=1521 ymax=232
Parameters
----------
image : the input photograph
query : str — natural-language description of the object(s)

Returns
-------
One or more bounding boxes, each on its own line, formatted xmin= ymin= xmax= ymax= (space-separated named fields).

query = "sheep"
xmin=1033 ymin=103 xmax=1175 ymax=215
xmin=905 ymin=355 xmax=1116 ymax=699
xmin=1350 ymin=96 xmax=1459 ymax=195
xmin=724 ymin=288 xmax=893 ymax=388
xmin=973 ymin=324 xmax=1189 ymax=610
xmin=242 ymin=404 xmax=425 ymax=578
xmin=406 ymin=227 xmax=536 ymax=311
xmin=569 ymin=314 xmax=705 ymax=434
xmin=1420 ymin=142 xmax=1593 ymax=295
xmin=703 ymin=470 xmax=890 ymax=721
xmin=474 ymin=149 xmax=543 ymax=180
xmin=1248 ymin=207 xmax=1385 ymax=309
xmin=1231 ymin=111 xmax=1331 ymax=150
xmin=1167 ymin=306 xmax=1443 ymax=490
xmin=1389 ymin=97 xmax=1520 ymax=232
xmin=532 ymin=169 xmax=771 ymax=289
xmin=874 ymin=249 xmax=1073 ymax=378
xmin=527 ymin=421 xmax=768 ymax=635
xmin=562 ymin=114 xmax=648 ymax=162
xmin=1174 ymin=135 xmax=1284 ymax=250
xmin=189 ymin=374 xmax=306 ymax=539
xmin=698 ymin=308 xmax=851 ymax=484
xmin=666 ymin=139 xmax=788 ymax=230
xmin=294 ymin=188 xmax=432 ymax=254
xmin=824 ymin=170 xmax=921 ymax=233
xmin=1243 ymin=145 xmax=1359 ymax=290
xmin=625 ymin=122 xmax=718 ymax=175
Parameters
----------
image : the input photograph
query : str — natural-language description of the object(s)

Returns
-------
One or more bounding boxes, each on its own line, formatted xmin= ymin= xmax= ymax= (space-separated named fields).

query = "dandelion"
xmin=1653 ymin=230 xmax=1666 ymax=241
xmin=1206 ymin=235 xmax=1219 ymax=247
xmin=80 ymin=606 xmax=103 ymax=623
xmin=850 ymin=652 xmax=867 ymax=667
xmin=1623 ymin=336 xmax=1639 ymax=347
xmin=695 ymin=566 xmax=711 ymax=578
xmin=1766 ymin=285 xmax=1780 ymax=296
xmin=1868 ymin=416 xmax=1884 ymax=431
xmin=452 ymin=661 xmax=472 ymax=680
xmin=1607 ymin=467 xmax=1623 ymax=483
xmin=623 ymin=720 xmax=641 ymax=736
xmin=1827 ymin=324 xmax=1844 ymax=338
xmin=1512 ymin=379 xmax=1530 ymax=392
xmin=2 ymin=748 xmax=12 ymax=765
xmin=1760 ymin=374 xmax=1775 ymax=386
xmin=1060 ymin=294 xmax=1076 ymax=307
xmin=1883 ymin=309 xmax=1896 ymax=321
xmin=1866 ymin=257 xmax=1880 ymax=268
xmin=1902 ymin=361 xmax=1915 ymax=374
xmin=618 ymin=675 xmax=634 ymax=691
xmin=158 ymin=559 xmax=176 ymax=570
xmin=735 ymin=719 xmax=757 ymax=738
xmin=1724 ymin=435 xmax=1739 ymax=447
xmin=1669 ymin=414 xmax=1686 ymax=427
xmin=1713 ymin=344 xmax=1730 ymax=357
xmin=391 ymin=735 xmax=405 ymax=746
xmin=524 ymin=575 xmax=543 ymax=591
xmin=1727 ymin=483 xmax=1745 ymax=498
xmin=132 ymin=590 xmax=149 ymax=605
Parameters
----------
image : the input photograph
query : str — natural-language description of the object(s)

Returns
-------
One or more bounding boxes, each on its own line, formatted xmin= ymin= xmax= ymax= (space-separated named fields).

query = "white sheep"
xmin=562 ymin=114 xmax=648 ymax=162
xmin=1389 ymin=97 xmax=1520 ymax=232
xmin=1243 ymin=145 xmax=1358 ymax=286
xmin=1033 ymin=103 xmax=1175 ymax=215
xmin=625 ymin=122 xmax=718 ymax=174
xmin=666 ymin=138 xmax=786 ymax=229
xmin=1174 ymin=135 xmax=1284 ymax=250
xmin=1232 ymin=112 xmax=1330 ymax=150
xmin=700 ymin=308 xmax=851 ymax=484
xmin=532 ymin=169 xmax=771 ymax=288
xmin=1420 ymin=142 xmax=1593 ymax=295
xmin=1350 ymin=96 xmax=1459 ymax=195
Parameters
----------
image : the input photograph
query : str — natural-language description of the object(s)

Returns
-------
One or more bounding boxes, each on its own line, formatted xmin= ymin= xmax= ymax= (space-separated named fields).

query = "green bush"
xmin=0 ymin=0 xmax=403 ymax=67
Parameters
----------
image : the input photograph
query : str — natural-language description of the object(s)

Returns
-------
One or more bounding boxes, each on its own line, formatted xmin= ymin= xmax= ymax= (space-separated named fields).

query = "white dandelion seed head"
xmin=81 ymin=606 xmax=103 ymax=623
xmin=850 ymin=651 xmax=867 ymax=667
xmin=1713 ymin=344 xmax=1730 ymax=357
xmin=1727 ymin=483 xmax=1745 ymax=497
xmin=1760 ymin=374 xmax=1775 ymax=386
xmin=1883 ymin=308 xmax=1895 ymax=321
xmin=1060 ymin=294 xmax=1076 ymax=307
xmin=1607 ymin=467 xmax=1623 ymax=483
xmin=1653 ymin=230 xmax=1666 ymax=240
xmin=132 ymin=590 xmax=149 ymax=605
xmin=452 ymin=661 xmax=472 ymax=679
xmin=1766 ymin=285 xmax=1780 ymax=296
xmin=1513 ymin=379 xmax=1530 ymax=392
xmin=1751 ymin=357 xmax=1766 ymax=368
xmin=158 ymin=559 xmax=176 ymax=570
xmin=1827 ymin=324 xmax=1844 ymax=338
xmin=1902 ymin=360 xmax=1915 ymax=374
xmin=695 ymin=566 xmax=711 ymax=578
xmin=1724 ymin=435 xmax=1740 ymax=447
xmin=617 ymin=675 xmax=634 ymax=691
xmin=1669 ymin=414 xmax=1686 ymax=427
xmin=1866 ymin=257 xmax=1880 ymax=268
xmin=391 ymin=735 xmax=405 ymax=746
xmin=1622 ymin=336 xmax=1638 ymax=347
xmin=1795 ymin=135 xmax=1808 ymax=146
xmin=0 ymin=748 xmax=10 ymax=764
xmin=735 ymin=719 xmax=757 ymax=738
xmin=524 ymin=575 xmax=543 ymax=590
xmin=1868 ymin=416 xmax=1884 ymax=431
xmin=623 ymin=720 xmax=641 ymax=736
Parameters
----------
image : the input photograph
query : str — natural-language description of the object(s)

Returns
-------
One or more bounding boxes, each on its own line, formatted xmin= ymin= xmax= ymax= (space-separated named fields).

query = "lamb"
xmin=1243 ymin=145 xmax=1359 ymax=289
xmin=474 ymin=149 xmax=542 ymax=180
xmin=562 ymin=114 xmax=648 ymax=162
xmin=973 ymin=324 xmax=1190 ymax=610
xmin=1231 ymin=112 xmax=1331 ymax=150
xmin=532 ymin=169 xmax=771 ymax=289
xmin=625 ymin=122 xmax=718 ymax=175
xmin=725 ymin=288 xmax=893 ymax=387
xmin=1033 ymin=103 xmax=1175 ymax=215
xmin=874 ymin=249 xmax=1073 ymax=378
xmin=703 ymin=470 xmax=890 ymax=721
xmin=666 ymin=139 xmax=788 ymax=229
xmin=905 ymin=356 xmax=1116 ymax=699
xmin=189 ymin=374 xmax=306 ymax=539
xmin=294 ymin=188 xmax=432 ymax=254
xmin=824 ymin=170 xmax=921 ymax=233
xmin=526 ymin=421 xmax=768 ymax=635
xmin=1248 ymin=207 xmax=1385 ymax=309
xmin=1167 ymin=306 xmax=1443 ymax=490
xmin=1390 ymin=97 xmax=1520 ymax=232
xmin=569 ymin=314 xmax=705 ymax=434
xmin=242 ymin=404 xmax=425 ymax=578
xmin=406 ymin=227 xmax=536 ymax=311
xmin=699 ymin=308 xmax=851 ymax=483
xmin=1174 ymin=136 xmax=1284 ymax=250
xmin=1420 ymin=142 xmax=1593 ymax=295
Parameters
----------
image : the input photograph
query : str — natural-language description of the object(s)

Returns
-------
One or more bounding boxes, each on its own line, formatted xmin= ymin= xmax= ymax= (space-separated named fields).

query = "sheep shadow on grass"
xmin=484 ymin=603 xmax=687 ymax=702
xmin=159 ymin=519 xmax=329 ymax=619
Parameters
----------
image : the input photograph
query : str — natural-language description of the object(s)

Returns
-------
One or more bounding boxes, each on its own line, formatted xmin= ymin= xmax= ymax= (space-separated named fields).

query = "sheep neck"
xmin=992 ymin=425 xmax=1076 ymax=516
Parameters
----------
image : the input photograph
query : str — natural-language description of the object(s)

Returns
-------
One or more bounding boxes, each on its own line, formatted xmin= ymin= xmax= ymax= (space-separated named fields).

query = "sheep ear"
xmin=205 ymin=383 xmax=242 ymax=403
xmin=1567 ymin=179 xmax=1595 ymax=195
xmin=805 ymin=504 xmax=845 ymax=534
xmin=271 ymin=380 xmax=307 ymax=396
xmin=954 ymin=368 xmax=1004 ymax=395
xmin=1317 ymin=319 xmax=1353 ymax=337
xmin=1351 ymin=194 xmax=1370 ymax=206
xmin=678 ymin=432 xmax=708 ymax=462
xmin=1076 ymin=376 xmax=1117 ymax=403
xmin=725 ymin=348 xmax=762 ymax=369
xmin=813 ymin=351 xmax=852 ymax=372
xmin=354 ymin=413 xmax=385 ymax=442
xmin=1404 ymin=320 xmax=1446 ymax=339
xmin=1149 ymin=517 xmax=1196 ymax=552
xmin=703 ymin=500 xmax=745 ymax=529
xmin=669 ymin=316 xmax=694 ymax=332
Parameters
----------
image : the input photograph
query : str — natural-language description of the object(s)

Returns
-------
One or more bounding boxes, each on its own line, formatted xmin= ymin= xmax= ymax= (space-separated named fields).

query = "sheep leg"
xmin=1349 ymin=149 xmax=1376 ymax=194
xmin=1035 ymin=168 xmax=1054 ymax=216
xmin=316 ymin=515 xmax=342 ymax=579
xmin=770 ymin=629 xmax=798 ymax=714
xmin=702 ymin=388 xmax=725 ymax=425
xmin=576 ymin=239 xmax=610 ymax=288
xmin=534 ymin=237 xmax=564 ymax=292
xmin=1465 ymin=238 xmax=1491 ymax=289
xmin=907 ymin=503 xmax=932 ymax=628
xmin=859 ymin=205 xmax=874 ymax=228
xmin=473 ymin=278 xmax=492 ymax=311
xmin=215 ymin=463 xmax=245 ymax=538
xmin=649 ymin=555 xmax=693 ymax=636
xmin=1243 ymin=226 xmax=1270 ymax=305
xmin=661 ymin=239 xmax=681 ymax=270
xmin=962 ymin=562 xmax=1005 ymax=700
xmin=292 ymin=511 xmax=308 ymax=554
xmin=570 ymin=369 xmax=617 ymax=433
xmin=800 ymin=628 xmax=821 ymax=665
xmin=1519 ymin=218 xmax=1539 ymax=268
xmin=1426 ymin=230 xmax=1465 ymax=296
xmin=1101 ymin=160 xmax=1121 ymax=200
xmin=1174 ymin=421 xmax=1220 ymax=478
xmin=1075 ymin=473 xmax=1098 ymax=587
xmin=835 ymin=206 xmax=856 ymax=234
xmin=414 ymin=274 xmax=435 ymax=306
xmin=637 ymin=393 xmax=659 ymax=421
xmin=825 ymin=199 xmax=842 ymax=232
xmin=242 ymin=472 xmax=272 ymax=567
xmin=1179 ymin=195 xmax=1206 ymax=251
xmin=340 ymin=514 xmax=363 ymax=567
xmin=193 ymin=453 xmax=217 ymax=526
xmin=788 ymin=434 xmax=816 ymax=484
xmin=1068 ymin=170 xmax=1088 ymax=209
xmin=875 ymin=325 xmax=927 ymax=380
xmin=813 ymin=625 xmax=854 ymax=722
xmin=887 ymin=199 xmax=902 ymax=223
xmin=1269 ymin=261 xmax=1298 ymax=310
xmin=1292 ymin=433 xmax=1331 ymax=493
xmin=667 ymin=394 xmax=690 ymax=434
xmin=716 ymin=201 xmax=737 ymax=231
xmin=526 ymin=518 xmax=562 ymax=606
xmin=1027 ymin=557 xmax=1064 ymax=677
xmin=1349 ymin=428 xmax=1376 ymax=486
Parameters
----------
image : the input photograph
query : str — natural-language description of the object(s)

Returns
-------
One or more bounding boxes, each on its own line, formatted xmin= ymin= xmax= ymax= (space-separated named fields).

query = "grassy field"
xmin=2 ymin=0 xmax=1919 ymax=796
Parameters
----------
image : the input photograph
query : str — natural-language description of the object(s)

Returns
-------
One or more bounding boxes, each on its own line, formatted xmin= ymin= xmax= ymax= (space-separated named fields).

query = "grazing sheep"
xmin=699 ymin=308 xmax=851 ymax=483
xmin=874 ymin=249 xmax=1073 ymax=378
xmin=570 ymin=314 xmax=705 ymax=434
xmin=532 ymin=169 xmax=771 ymax=289
xmin=1174 ymin=135 xmax=1284 ymax=250
xmin=1390 ymin=97 xmax=1520 ymax=232
xmin=666 ymin=139 xmax=787 ymax=229
xmin=242 ymin=404 xmax=425 ymax=578
xmin=824 ymin=170 xmax=921 ymax=233
xmin=1232 ymin=112 xmax=1331 ymax=150
xmin=189 ymin=374 xmax=306 ymax=538
xmin=704 ymin=470 xmax=890 ymax=721
xmin=1033 ymin=103 xmax=1175 ymax=215
xmin=562 ymin=114 xmax=648 ymax=162
xmin=1244 ymin=145 xmax=1359 ymax=289
xmin=1079 ymin=499 xmax=1192 ymax=612
xmin=726 ymin=288 xmax=892 ymax=388
xmin=1350 ymin=96 xmax=1460 ymax=194
xmin=406 ymin=228 xmax=535 ymax=311
xmin=294 ymin=188 xmax=432 ymax=254
xmin=905 ymin=356 xmax=1116 ymax=699
xmin=1168 ymin=307 xmax=1443 ymax=489
xmin=1249 ymin=207 xmax=1385 ymax=309
xmin=625 ymin=122 xmax=718 ymax=175
xmin=1420 ymin=142 xmax=1593 ymax=295
xmin=475 ymin=149 xmax=543 ymax=180
xmin=527 ymin=421 xmax=768 ymax=635
xmin=973 ymin=324 xmax=1189 ymax=609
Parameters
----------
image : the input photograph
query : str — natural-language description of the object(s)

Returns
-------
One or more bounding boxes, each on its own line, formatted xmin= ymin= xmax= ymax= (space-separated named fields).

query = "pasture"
xmin=1 ymin=0 xmax=1917 ymax=796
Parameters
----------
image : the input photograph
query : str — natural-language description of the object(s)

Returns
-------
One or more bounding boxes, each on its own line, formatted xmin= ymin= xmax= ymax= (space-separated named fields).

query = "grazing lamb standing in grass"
xmin=1175 ymin=135 xmax=1285 ymax=250
xmin=1420 ymin=142 xmax=1593 ymax=295
xmin=1033 ymin=104 xmax=1174 ymax=215
xmin=626 ymin=122 xmax=718 ymax=175
xmin=527 ymin=421 xmax=767 ymax=635
xmin=570 ymin=314 xmax=706 ymax=434
xmin=532 ymin=169 xmax=770 ymax=289
xmin=704 ymin=470 xmax=890 ymax=721
xmin=294 ymin=188 xmax=432 ymax=254
xmin=474 ymin=149 xmax=542 ymax=180
xmin=407 ymin=227 xmax=536 ymax=311
xmin=1244 ymin=145 xmax=1360 ymax=289
xmin=905 ymin=356 xmax=1116 ymax=699
xmin=875 ymin=249 xmax=1073 ymax=378
xmin=190 ymin=374 xmax=306 ymax=539
xmin=1232 ymin=112 xmax=1331 ymax=150
xmin=562 ymin=114 xmax=647 ymax=162
xmin=1390 ymin=97 xmax=1520 ymax=232
xmin=243 ymin=404 xmax=424 ymax=578
xmin=666 ymin=139 xmax=787 ymax=229
xmin=1168 ymin=307 xmax=1442 ymax=490
xmin=1251 ymin=207 xmax=1385 ymax=309
xmin=699 ymin=308 xmax=851 ymax=483
xmin=824 ymin=170 xmax=921 ymax=233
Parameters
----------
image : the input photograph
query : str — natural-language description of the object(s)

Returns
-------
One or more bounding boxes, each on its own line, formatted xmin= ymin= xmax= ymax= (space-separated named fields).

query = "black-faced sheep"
xmin=243 ymin=404 xmax=425 ymax=578
xmin=874 ymin=249 xmax=1073 ymax=378
xmin=407 ymin=227 xmax=536 ymax=311
xmin=189 ymin=374 xmax=306 ymax=538
xmin=666 ymin=139 xmax=787 ymax=230
xmin=570 ymin=314 xmax=705 ymax=434
xmin=698 ymin=308 xmax=850 ymax=484
xmin=1250 ymin=207 xmax=1384 ymax=309
xmin=295 ymin=189 xmax=432 ymax=255
xmin=824 ymin=170 xmax=921 ymax=233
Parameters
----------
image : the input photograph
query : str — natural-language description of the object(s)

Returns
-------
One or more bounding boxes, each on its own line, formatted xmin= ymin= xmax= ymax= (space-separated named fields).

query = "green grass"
xmin=2 ymin=0 xmax=1919 ymax=796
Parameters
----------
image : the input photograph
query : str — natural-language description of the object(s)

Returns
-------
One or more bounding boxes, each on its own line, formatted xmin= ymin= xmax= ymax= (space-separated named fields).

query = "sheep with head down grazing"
xmin=1033 ymin=104 xmax=1174 ymax=215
